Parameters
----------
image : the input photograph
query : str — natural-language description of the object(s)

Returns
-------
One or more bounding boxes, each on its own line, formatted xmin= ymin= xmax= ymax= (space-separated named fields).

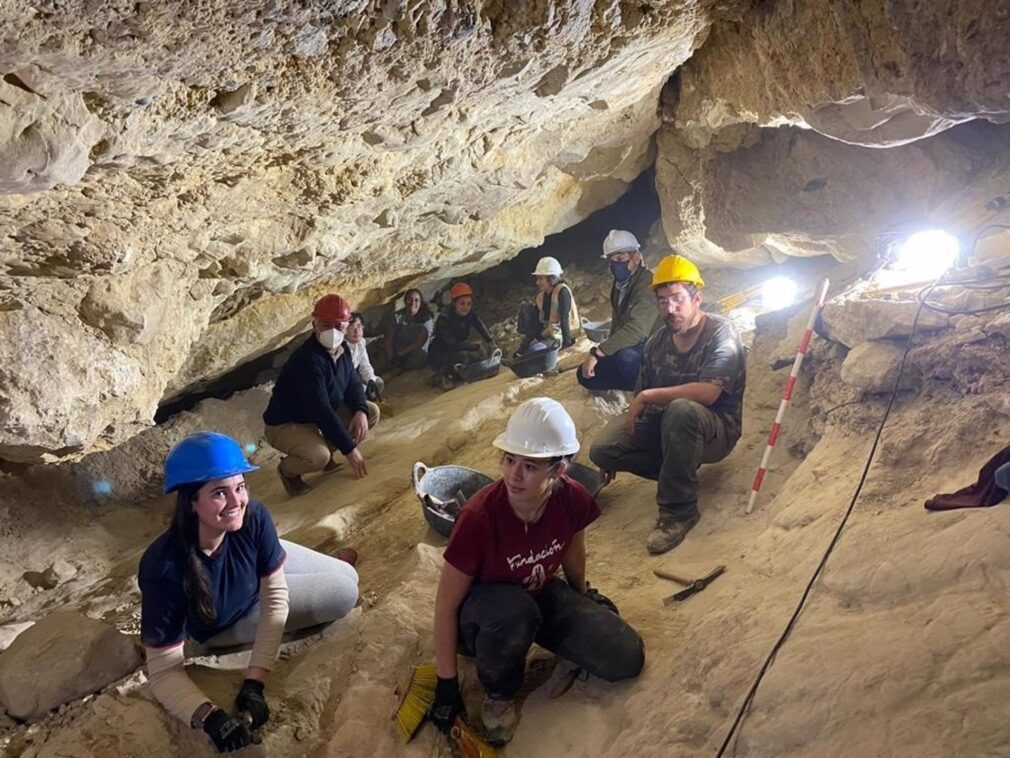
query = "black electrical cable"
xmin=714 ymin=270 xmax=948 ymax=757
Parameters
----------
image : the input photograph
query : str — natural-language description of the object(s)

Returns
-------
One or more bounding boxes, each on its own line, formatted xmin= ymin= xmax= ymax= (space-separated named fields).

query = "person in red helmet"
xmin=427 ymin=282 xmax=496 ymax=391
xmin=263 ymin=294 xmax=379 ymax=496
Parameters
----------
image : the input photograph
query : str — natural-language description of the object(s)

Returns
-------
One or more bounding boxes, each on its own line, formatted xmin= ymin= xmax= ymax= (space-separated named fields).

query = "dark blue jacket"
xmin=263 ymin=335 xmax=368 ymax=454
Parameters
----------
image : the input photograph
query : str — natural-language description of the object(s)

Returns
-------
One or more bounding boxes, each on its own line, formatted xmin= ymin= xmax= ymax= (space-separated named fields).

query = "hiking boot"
xmin=439 ymin=374 xmax=457 ymax=392
xmin=322 ymin=458 xmax=342 ymax=474
xmin=277 ymin=463 xmax=310 ymax=498
xmin=646 ymin=511 xmax=700 ymax=555
xmin=481 ymin=697 xmax=517 ymax=746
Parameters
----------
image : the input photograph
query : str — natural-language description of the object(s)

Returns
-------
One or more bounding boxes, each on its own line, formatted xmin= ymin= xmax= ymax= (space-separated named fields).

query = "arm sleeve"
xmin=146 ymin=644 xmax=211 ymax=725
xmin=601 ymin=278 xmax=657 ymax=355
xmin=248 ymin=569 xmax=290 ymax=671
xmin=634 ymin=335 xmax=655 ymax=394
xmin=435 ymin=313 xmax=464 ymax=350
xmin=567 ymin=480 xmax=602 ymax=531
xmin=698 ymin=325 xmax=745 ymax=395
xmin=557 ymin=287 xmax=572 ymax=345
xmin=442 ymin=507 xmax=485 ymax=577
xmin=341 ymin=364 xmax=369 ymax=416
xmin=307 ymin=358 xmax=356 ymax=454
xmin=356 ymin=343 xmax=376 ymax=382
xmin=473 ymin=314 xmax=494 ymax=343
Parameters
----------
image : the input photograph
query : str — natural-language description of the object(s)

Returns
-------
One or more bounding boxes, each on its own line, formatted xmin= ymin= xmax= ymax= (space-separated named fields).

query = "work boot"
xmin=481 ymin=697 xmax=517 ymax=746
xmin=439 ymin=374 xmax=456 ymax=392
xmin=322 ymin=458 xmax=342 ymax=474
xmin=277 ymin=463 xmax=310 ymax=498
xmin=646 ymin=511 xmax=700 ymax=555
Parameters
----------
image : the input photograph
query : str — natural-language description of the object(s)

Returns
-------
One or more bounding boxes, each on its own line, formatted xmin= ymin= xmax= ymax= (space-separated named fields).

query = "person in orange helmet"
xmin=427 ymin=282 xmax=496 ymax=391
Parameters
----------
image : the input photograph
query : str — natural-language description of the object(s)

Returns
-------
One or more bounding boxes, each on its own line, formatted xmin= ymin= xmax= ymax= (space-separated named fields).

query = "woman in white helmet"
xmin=428 ymin=398 xmax=644 ymax=745
xmin=514 ymin=256 xmax=580 ymax=358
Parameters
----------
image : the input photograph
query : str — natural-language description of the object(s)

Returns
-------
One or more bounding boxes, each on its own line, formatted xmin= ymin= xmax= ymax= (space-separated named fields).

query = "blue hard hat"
xmin=163 ymin=432 xmax=259 ymax=494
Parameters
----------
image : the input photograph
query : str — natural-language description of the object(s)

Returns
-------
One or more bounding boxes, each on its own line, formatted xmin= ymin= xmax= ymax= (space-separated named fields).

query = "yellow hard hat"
xmin=651 ymin=254 xmax=704 ymax=289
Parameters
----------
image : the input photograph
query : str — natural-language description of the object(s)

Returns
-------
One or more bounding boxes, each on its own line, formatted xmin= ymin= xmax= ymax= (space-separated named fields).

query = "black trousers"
xmin=457 ymin=579 xmax=645 ymax=699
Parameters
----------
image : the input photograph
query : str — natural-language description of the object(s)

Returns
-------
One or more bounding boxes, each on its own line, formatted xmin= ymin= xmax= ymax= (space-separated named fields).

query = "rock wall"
xmin=0 ymin=1 xmax=744 ymax=462
xmin=654 ymin=0 xmax=1010 ymax=266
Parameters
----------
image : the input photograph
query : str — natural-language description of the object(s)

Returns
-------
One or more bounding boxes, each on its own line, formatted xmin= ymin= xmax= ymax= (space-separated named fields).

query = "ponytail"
xmin=172 ymin=486 xmax=216 ymax=626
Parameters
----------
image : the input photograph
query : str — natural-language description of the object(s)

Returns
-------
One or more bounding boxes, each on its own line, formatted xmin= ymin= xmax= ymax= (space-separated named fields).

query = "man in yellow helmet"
xmin=589 ymin=254 xmax=746 ymax=554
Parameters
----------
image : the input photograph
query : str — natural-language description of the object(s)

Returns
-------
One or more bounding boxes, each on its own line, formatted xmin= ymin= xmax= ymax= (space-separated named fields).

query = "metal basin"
xmin=581 ymin=317 xmax=611 ymax=344
xmin=454 ymin=348 xmax=502 ymax=383
xmin=566 ymin=461 xmax=606 ymax=497
xmin=412 ymin=461 xmax=494 ymax=538
xmin=503 ymin=345 xmax=559 ymax=378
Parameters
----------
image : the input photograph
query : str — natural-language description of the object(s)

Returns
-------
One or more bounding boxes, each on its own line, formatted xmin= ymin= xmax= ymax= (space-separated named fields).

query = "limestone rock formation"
xmin=839 ymin=340 xmax=919 ymax=394
xmin=673 ymin=1 xmax=1010 ymax=148
xmin=0 ymin=1 xmax=744 ymax=462
xmin=0 ymin=611 xmax=141 ymax=721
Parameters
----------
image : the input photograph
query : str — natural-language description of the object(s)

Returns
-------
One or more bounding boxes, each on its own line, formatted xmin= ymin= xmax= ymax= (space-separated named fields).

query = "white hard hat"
xmin=493 ymin=397 xmax=580 ymax=458
xmin=532 ymin=256 xmax=563 ymax=277
xmin=602 ymin=229 xmax=639 ymax=258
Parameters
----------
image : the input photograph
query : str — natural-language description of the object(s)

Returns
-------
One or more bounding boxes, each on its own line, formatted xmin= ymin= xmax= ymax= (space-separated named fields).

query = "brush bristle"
xmin=392 ymin=664 xmax=438 ymax=742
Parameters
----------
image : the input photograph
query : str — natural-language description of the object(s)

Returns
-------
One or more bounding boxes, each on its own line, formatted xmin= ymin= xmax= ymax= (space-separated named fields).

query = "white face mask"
xmin=317 ymin=328 xmax=343 ymax=351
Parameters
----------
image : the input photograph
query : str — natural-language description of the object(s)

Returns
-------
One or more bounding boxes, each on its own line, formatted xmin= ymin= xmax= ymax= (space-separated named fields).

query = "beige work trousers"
xmin=266 ymin=402 xmax=380 ymax=476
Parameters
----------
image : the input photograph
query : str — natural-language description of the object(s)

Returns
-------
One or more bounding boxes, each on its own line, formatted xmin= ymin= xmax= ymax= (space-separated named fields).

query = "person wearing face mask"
xmin=427 ymin=282 xmax=496 ymax=391
xmin=139 ymin=432 xmax=358 ymax=753
xmin=577 ymin=230 xmax=658 ymax=392
xmin=376 ymin=288 xmax=435 ymax=375
xmin=590 ymin=255 xmax=746 ymax=555
xmin=514 ymin=256 xmax=580 ymax=358
xmin=263 ymin=294 xmax=378 ymax=496
xmin=429 ymin=398 xmax=644 ymax=746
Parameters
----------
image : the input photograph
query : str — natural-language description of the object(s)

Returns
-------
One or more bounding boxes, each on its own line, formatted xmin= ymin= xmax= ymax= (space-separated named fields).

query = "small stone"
xmin=43 ymin=560 xmax=78 ymax=587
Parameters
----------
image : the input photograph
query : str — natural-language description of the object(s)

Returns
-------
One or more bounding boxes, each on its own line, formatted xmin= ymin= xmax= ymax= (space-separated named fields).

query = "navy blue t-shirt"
xmin=138 ymin=500 xmax=287 ymax=647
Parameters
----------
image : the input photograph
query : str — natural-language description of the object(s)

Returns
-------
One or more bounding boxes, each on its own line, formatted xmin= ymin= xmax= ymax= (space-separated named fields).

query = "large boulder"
xmin=0 ymin=611 xmax=141 ymax=721
xmin=821 ymin=299 xmax=949 ymax=348
xmin=840 ymin=340 xmax=919 ymax=394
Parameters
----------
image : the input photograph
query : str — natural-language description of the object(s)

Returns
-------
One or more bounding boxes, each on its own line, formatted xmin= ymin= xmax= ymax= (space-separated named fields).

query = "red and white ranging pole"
xmin=745 ymin=278 xmax=830 ymax=515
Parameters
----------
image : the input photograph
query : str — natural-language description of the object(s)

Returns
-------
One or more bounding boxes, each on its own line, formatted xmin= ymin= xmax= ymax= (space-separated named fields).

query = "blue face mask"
xmin=610 ymin=259 xmax=632 ymax=282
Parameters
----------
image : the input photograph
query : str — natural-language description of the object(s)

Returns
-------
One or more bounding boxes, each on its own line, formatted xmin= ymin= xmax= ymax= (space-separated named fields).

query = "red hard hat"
xmin=312 ymin=294 xmax=352 ymax=322
xmin=449 ymin=282 xmax=473 ymax=300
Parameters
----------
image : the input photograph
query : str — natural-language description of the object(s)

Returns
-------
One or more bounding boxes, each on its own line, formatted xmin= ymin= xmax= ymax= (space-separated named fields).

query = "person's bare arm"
xmin=561 ymin=530 xmax=587 ymax=595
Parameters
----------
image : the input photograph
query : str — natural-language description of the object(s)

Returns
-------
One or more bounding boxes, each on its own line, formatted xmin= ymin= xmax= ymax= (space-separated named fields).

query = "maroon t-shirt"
xmin=443 ymin=477 xmax=601 ymax=594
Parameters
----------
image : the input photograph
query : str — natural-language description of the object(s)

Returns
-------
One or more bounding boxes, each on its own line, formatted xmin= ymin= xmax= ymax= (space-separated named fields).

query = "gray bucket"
xmin=454 ymin=348 xmax=502 ymax=383
xmin=412 ymin=461 xmax=494 ymax=538
xmin=581 ymin=317 xmax=611 ymax=344
xmin=503 ymin=345 xmax=559 ymax=378
xmin=566 ymin=461 xmax=606 ymax=497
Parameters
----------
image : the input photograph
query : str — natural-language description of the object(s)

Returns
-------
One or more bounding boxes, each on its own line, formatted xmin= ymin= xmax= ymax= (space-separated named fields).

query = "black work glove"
xmin=429 ymin=675 xmax=465 ymax=734
xmin=586 ymin=583 xmax=620 ymax=615
xmin=235 ymin=678 xmax=269 ymax=729
xmin=365 ymin=379 xmax=380 ymax=401
xmin=203 ymin=709 xmax=255 ymax=753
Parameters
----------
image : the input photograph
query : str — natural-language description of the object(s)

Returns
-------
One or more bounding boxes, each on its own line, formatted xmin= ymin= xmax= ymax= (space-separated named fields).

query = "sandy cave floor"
xmin=3 ymin=277 xmax=1010 ymax=757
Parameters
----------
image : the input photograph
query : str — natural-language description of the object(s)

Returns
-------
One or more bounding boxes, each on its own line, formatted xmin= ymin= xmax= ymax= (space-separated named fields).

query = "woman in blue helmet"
xmin=138 ymin=432 xmax=359 ymax=753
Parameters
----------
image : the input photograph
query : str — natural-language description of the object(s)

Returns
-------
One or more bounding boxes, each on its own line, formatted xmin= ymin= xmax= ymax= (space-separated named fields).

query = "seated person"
xmin=429 ymin=398 xmax=644 ymax=746
xmin=515 ymin=256 xmax=580 ymax=357
xmin=376 ymin=288 xmax=435 ymax=374
xmin=427 ymin=282 xmax=496 ymax=390
xmin=345 ymin=312 xmax=383 ymax=401
xmin=139 ymin=432 xmax=358 ymax=754
xmin=263 ymin=294 xmax=378 ymax=496
xmin=577 ymin=230 xmax=657 ymax=392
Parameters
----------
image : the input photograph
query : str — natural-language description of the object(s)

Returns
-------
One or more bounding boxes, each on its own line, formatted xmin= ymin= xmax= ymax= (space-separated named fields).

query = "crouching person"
xmin=140 ymin=432 xmax=359 ymax=753
xmin=429 ymin=398 xmax=644 ymax=746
